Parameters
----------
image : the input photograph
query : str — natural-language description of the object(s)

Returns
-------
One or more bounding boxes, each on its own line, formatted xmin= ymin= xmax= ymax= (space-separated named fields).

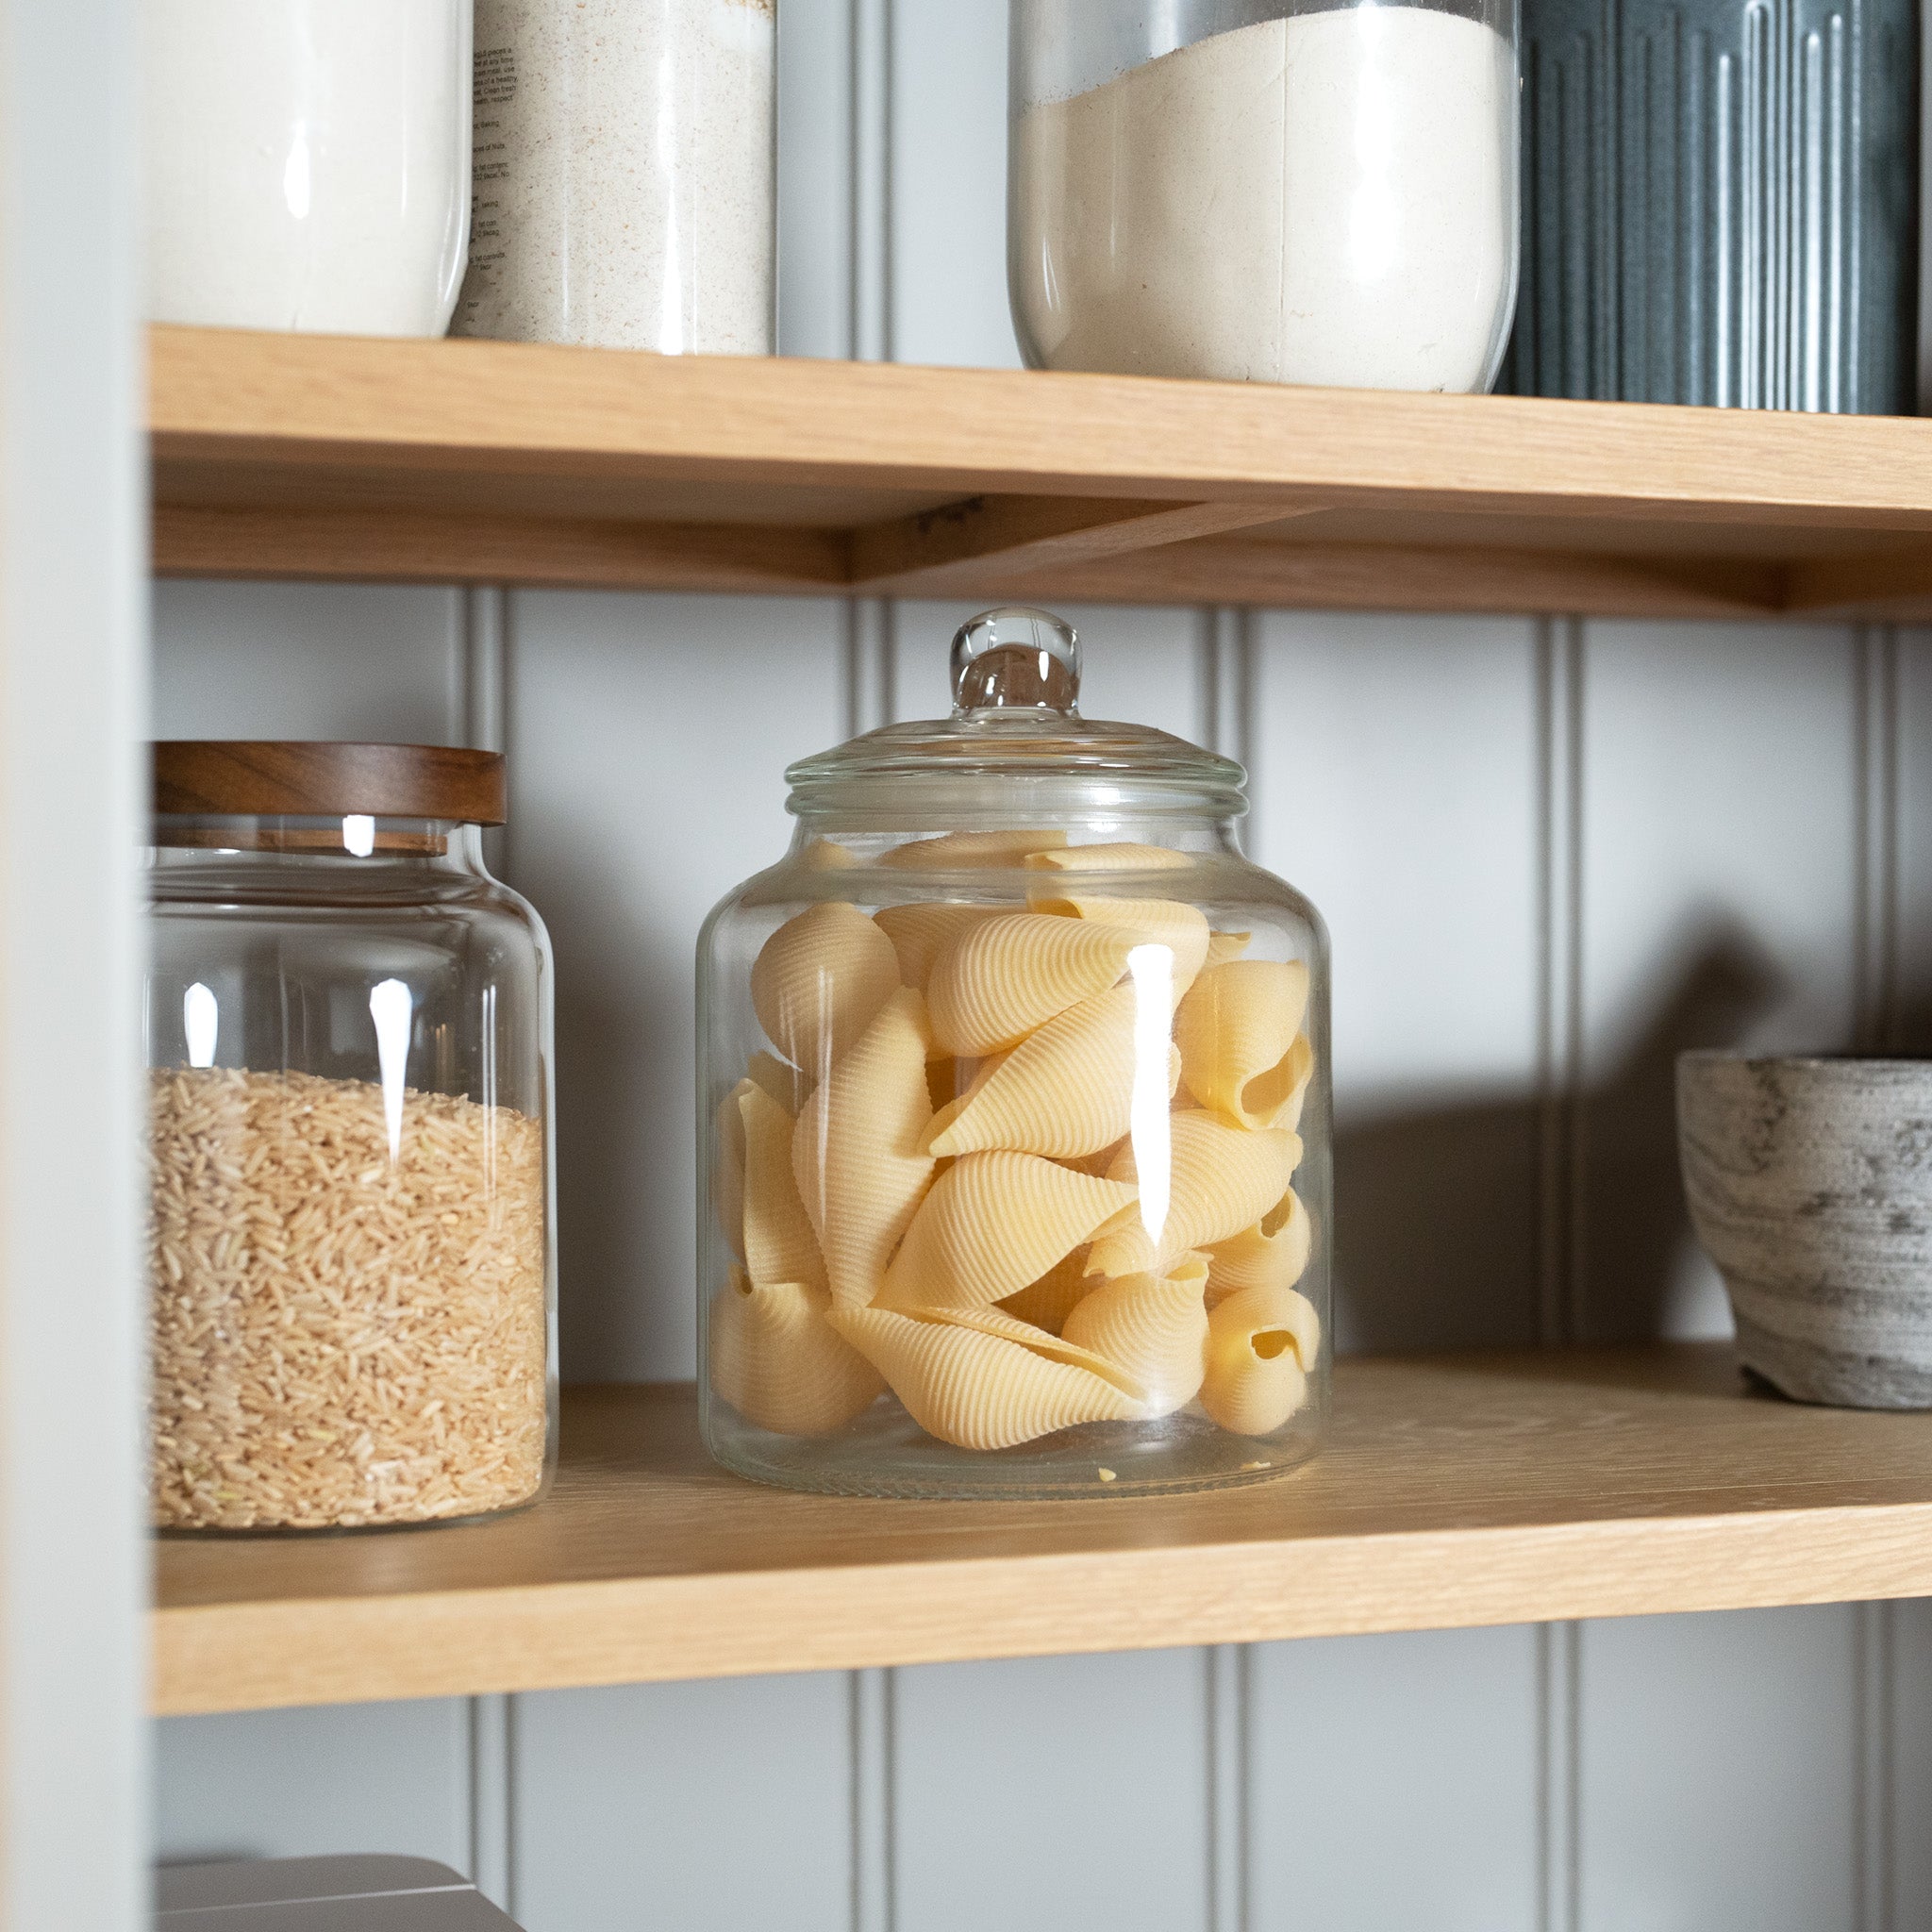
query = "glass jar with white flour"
xmin=456 ymin=0 xmax=777 ymax=354
xmin=1009 ymin=0 xmax=1521 ymax=392
xmin=144 ymin=0 xmax=473 ymax=336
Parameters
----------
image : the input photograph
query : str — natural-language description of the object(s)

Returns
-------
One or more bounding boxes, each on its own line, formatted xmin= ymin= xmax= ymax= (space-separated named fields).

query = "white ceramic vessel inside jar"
xmin=1008 ymin=0 xmax=1521 ymax=391
xmin=144 ymin=0 xmax=473 ymax=336
xmin=698 ymin=610 xmax=1332 ymax=1500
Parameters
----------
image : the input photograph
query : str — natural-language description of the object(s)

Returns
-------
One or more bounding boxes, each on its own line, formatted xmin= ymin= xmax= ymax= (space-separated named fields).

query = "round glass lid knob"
xmin=950 ymin=607 xmax=1082 ymax=715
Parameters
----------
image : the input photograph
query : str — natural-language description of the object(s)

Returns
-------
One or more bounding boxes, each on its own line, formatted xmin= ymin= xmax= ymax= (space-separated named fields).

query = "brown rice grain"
xmin=148 ymin=1066 xmax=547 ymax=1531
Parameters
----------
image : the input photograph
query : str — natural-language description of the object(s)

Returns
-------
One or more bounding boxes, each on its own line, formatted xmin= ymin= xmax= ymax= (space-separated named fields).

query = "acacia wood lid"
xmin=153 ymin=742 xmax=507 ymax=825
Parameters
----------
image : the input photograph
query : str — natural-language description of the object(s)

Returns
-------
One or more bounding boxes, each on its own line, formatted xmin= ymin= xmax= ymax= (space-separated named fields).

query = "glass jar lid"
xmin=785 ymin=608 xmax=1247 ymax=824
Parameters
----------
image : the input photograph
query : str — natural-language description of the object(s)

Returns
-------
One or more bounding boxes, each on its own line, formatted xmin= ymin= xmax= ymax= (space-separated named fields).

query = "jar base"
xmin=151 ymin=1471 xmax=552 ymax=1538
xmin=704 ymin=1400 xmax=1321 ymax=1501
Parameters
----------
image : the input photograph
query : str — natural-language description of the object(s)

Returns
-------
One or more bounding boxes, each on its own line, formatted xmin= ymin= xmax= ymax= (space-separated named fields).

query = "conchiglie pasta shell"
xmin=738 ymin=1083 xmax=825 ymax=1289
xmin=792 ymin=988 xmax=937 ymax=1307
xmin=1206 ymin=930 xmax=1253 ymax=966
xmin=997 ymin=1247 xmax=1096 ymax=1335
xmin=802 ymin=838 xmax=862 ymax=872
xmin=713 ymin=1078 xmax=754 ymax=1259
xmin=922 ymin=1057 xmax=1007 ymax=1167
xmin=875 ymin=903 xmax=1015 ymax=990
xmin=708 ymin=1272 xmax=885 ymax=1436
xmin=751 ymin=902 xmax=903 ymax=1080
xmin=826 ymin=1303 xmax=1141 ymax=1449
xmin=1206 ymin=1189 xmax=1311 ymax=1307
xmin=1090 ymin=1111 xmax=1302 ymax=1277
xmin=878 ymin=829 xmax=1066 ymax=870
xmin=1027 ymin=893 xmax=1211 ymax=1002
xmin=1199 ymin=1281 xmax=1322 ymax=1436
xmin=1023 ymin=843 xmax=1194 ymax=873
xmin=746 ymin=1049 xmax=809 ymax=1114
xmin=1277 ymin=1033 xmax=1315 ymax=1133
xmin=880 ymin=1150 xmax=1138 ymax=1311
xmin=1061 ymin=1257 xmax=1210 ymax=1416
xmin=1175 ymin=960 xmax=1313 ymax=1129
xmin=928 ymin=983 xmax=1176 ymax=1158
xmin=1059 ymin=1139 xmax=1128 ymax=1178
xmin=926 ymin=913 xmax=1139 ymax=1056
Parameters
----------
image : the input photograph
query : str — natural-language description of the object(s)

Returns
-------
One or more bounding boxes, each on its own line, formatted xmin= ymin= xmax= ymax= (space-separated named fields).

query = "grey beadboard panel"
xmin=510 ymin=1674 xmax=851 ymax=1932
xmin=152 ymin=581 xmax=464 ymax=744
xmin=776 ymin=0 xmax=854 ymax=360
xmin=888 ymin=0 xmax=1023 ymax=371
xmin=1892 ymin=1599 xmax=1932 ymax=1926
xmin=891 ymin=600 xmax=1202 ymax=735
xmin=893 ymin=1649 xmax=1209 ymax=1932
xmin=1896 ymin=630 xmax=1932 ymax=1044
xmin=1577 ymin=623 xmax=1860 ymax=1342
xmin=1249 ymin=1626 xmax=1541 ymax=1932
xmin=1249 ymin=611 xmax=1542 ymax=1352
xmin=156 ymin=1703 xmax=471 ymax=1869
xmin=1576 ymin=1607 xmax=1859 ymax=1932
xmin=508 ymin=591 xmax=844 ymax=1382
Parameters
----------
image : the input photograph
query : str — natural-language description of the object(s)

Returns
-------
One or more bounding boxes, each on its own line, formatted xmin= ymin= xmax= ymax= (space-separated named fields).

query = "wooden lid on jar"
xmin=153 ymin=742 xmax=508 ymax=825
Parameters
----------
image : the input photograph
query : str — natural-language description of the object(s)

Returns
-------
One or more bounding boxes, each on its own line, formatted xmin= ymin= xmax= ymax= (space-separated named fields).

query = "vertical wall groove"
xmin=1206 ymin=1645 xmax=1249 ymax=1932
xmin=851 ymin=0 xmax=892 ymax=366
xmin=1536 ymin=616 xmax=1587 ymax=1350
xmin=468 ymin=1694 xmax=513 ymax=1912
xmin=1535 ymin=616 xmax=1586 ymax=1932
xmin=461 ymin=586 xmax=513 ymax=882
xmin=1854 ymin=625 xmax=1900 ymax=1052
xmin=1197 ymin=608 xmax=1256 ymax=848
xmin=1853 ymin=624 xmax=1901 ymax=1932
xmin=844 ymin=600 xmax=898 ymax=739
xmin=852 ymin=1668 xmax=895 ymax=1932
xmin=1857 ymin=1599 xmax=1896 ymax=1932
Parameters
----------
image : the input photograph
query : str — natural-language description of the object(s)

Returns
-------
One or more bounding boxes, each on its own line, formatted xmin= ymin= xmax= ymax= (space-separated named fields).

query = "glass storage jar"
xmin=698 ymin=609 xmax=1331 ymax=1499
xmin=1008 ymin=0 xmax=1520 ymax=391
xmin=145 ymin=743 xmax=557 ymax=1533
xmin=457 ymin=0 xmax=777 ymax=354
xmin=144 ymin=0 xmax=474 ymax=335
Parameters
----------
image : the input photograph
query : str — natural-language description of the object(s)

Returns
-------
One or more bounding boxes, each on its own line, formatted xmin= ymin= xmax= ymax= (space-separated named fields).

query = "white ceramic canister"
xmin=456 ymin=0 xmax=776 ymax=354
xmin=144 ymin=0 xmax=474 ymax=337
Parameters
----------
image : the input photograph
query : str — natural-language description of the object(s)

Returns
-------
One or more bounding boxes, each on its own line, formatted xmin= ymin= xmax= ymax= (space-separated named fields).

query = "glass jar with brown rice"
xmin=145 ymin=741 xmax=557 ymax=1532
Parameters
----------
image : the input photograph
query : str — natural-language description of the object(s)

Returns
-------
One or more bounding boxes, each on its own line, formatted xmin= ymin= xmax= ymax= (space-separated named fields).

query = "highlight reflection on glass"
xmin=1127 ymin=942 xmax=1174 ymax=1247
xmin=342 ymin=814 xmax=375 ymax=857
xmin=183 ymin=981 xmax=218 ymax=1069
xmin=369 ymin=977 xmax=413 ymax=1159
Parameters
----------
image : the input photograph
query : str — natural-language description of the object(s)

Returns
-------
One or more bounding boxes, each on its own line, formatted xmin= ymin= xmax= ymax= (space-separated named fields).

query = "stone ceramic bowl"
xmin=1678 ymin=1052 xmax=1932 ymax=1407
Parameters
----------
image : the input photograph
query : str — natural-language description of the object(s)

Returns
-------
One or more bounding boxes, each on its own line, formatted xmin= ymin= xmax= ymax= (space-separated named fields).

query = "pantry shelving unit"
xmin=151 ymin=325 xmax=1932 ymax=621
xmin=145 ymin=325 xmax=1932 ymax=1721
xmin=155 ymin=1345 xmax=1932 ymax=1717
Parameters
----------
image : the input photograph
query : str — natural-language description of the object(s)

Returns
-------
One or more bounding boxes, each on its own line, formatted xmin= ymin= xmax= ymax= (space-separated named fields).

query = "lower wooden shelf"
xmin=152 ymin=1344 xmax=1932 ymax=1716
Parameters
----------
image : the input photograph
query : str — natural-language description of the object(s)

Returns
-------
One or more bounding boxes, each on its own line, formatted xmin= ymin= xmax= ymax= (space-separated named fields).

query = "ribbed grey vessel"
xmin=1512 ymin=0 xmax=1918 ymax=410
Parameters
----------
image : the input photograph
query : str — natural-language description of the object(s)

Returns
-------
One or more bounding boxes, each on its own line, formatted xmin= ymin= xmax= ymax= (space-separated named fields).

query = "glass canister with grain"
xmin=145 ymin=742 xmax=557 ymax=1532
xmin=698 ymin=609 xmax=1331 ymax=1499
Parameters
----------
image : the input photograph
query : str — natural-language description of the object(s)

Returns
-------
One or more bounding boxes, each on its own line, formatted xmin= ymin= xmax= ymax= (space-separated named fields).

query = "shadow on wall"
xmin=1334 ymin=927 xmax=1788 ymax=1353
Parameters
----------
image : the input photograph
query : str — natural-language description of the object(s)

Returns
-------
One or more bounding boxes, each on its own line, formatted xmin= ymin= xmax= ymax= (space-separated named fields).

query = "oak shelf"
xmin=149 ymin=326 xmax=1932 ymax=623
xmin=152 ymin=1344 xmax=1932 ymax=1717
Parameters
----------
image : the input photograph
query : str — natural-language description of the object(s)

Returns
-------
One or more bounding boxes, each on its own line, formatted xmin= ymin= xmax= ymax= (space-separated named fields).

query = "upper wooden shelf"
xmin=150 ymin=326 xmax=1932 ymax=622
xmin=153 ymin=1344 xmax=1932 ymax=1717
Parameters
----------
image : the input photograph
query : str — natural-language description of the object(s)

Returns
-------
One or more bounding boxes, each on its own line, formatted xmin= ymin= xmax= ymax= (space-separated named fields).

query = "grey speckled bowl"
xmin=1678 ymin=1053 xmax=1932 ymax=1408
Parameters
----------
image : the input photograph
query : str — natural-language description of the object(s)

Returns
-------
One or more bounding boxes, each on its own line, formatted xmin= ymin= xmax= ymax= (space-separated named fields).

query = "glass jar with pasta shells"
xmin=146 ymin=741 xmax=557 ymax=1533
xmin=698 ymin=608 xmax=1329 ymax=1499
